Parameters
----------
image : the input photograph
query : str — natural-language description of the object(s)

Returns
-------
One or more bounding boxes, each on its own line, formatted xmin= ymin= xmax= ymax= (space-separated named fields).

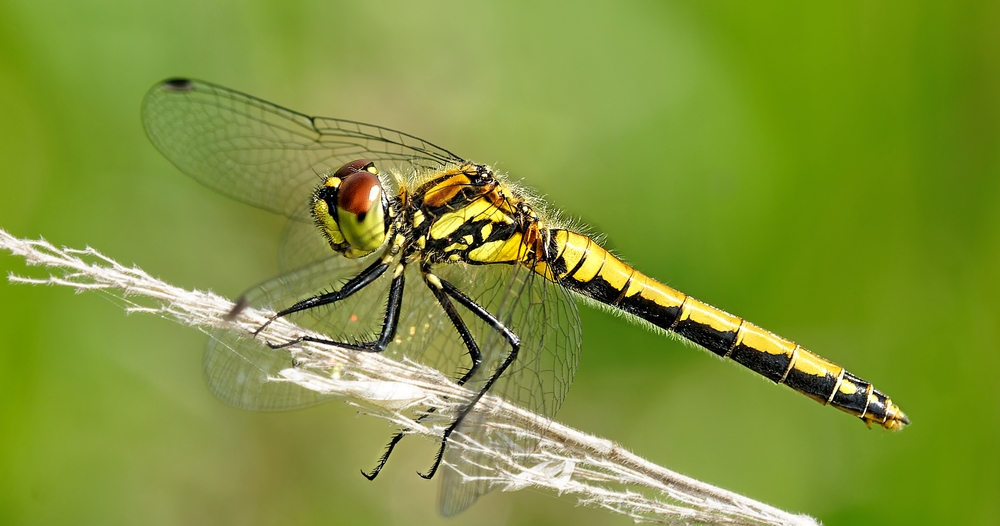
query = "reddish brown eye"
xmin=338 ymin=171 xmax=382 ymax=217
xmin=334 ymin=159 xmax=376 ymax=179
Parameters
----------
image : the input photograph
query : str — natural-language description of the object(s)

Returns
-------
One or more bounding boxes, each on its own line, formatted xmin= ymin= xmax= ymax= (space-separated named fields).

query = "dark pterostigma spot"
xmin=162 ymin=78 xmax=194 ymax=92
xmin=224 ymin=295 xmax=250 ymax=322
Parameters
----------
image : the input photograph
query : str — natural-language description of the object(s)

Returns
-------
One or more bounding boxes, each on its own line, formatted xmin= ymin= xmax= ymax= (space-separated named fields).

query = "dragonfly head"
xmin=312 ymin=159 xmax=390 ymax=258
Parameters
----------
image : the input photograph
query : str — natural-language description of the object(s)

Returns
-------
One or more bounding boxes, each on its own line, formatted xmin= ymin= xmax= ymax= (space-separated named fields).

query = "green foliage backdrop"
xmin=1 ymin=1 xmax=997 ymax=525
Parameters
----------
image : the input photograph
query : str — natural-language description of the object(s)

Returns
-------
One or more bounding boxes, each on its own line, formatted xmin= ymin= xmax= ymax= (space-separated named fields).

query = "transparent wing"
xmin=204 ymin=251 xmax=384 ymax=411
xmin=278 ymin=217 xmax=338 ymax=272
xmin=206 ymin=237 xmax=581 ymax=512
xmin=431 ymin=262 xmax=582 ymax=516
xmin=141 ymin=78 xmax=464 ymax=221
xmin=207 ymin=245 xmax=458 ymax=411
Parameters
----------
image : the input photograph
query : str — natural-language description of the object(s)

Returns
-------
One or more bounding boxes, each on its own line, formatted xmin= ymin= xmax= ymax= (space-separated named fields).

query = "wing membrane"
xmin=433 ymin=262 xmax=582 ymax=516
xmin=141 ymin=78 xmax=463 ymax=221
xmin=204 ymin=252 xmax=380 ymax=411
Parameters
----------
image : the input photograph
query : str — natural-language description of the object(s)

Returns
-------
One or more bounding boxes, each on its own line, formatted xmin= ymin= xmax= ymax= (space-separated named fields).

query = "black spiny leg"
xmin=254 ymin=257 xmax=390 ymax=336
xmin=265 ymin=260 xmax=406 ymax=353
xmin=362 ymin=269 xmax=484 ymax=481
xmin=419 ymin=279 xmax=520 ymax=480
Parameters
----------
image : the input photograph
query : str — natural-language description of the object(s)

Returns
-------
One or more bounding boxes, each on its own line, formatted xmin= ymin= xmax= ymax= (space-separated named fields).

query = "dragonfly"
xmin=141 ymin=78 xmax=909 ymax=515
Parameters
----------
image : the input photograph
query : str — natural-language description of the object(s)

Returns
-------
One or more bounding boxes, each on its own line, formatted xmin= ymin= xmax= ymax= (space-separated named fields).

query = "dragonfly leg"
xmin=418 ymin=278 xmax=520 ymax=480
xmin=425 ymin=273 xmax=485 ymax=387
xmin=253 ymin=256 xmax=390 ymax=338
xmin=362 ymin=269 xmax=485 ymax=480
xmin=361 ymin=431 xmax=407 ymax=481
xmin=267 ymin=265 xmax=405 ymax=352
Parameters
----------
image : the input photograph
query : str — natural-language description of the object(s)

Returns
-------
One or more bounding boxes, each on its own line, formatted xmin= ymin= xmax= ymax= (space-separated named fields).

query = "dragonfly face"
xmin=141 ymin=78 xmax=908 ymax=517
xmin=311 ymin=159 xmax=391 ymax=259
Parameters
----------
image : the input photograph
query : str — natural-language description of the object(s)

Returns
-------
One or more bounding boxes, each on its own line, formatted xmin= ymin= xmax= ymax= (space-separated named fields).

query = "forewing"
xmin=141 ymin=78 xmax=463 ymax=221
xmin=278 ymin=218 xmax=337 ymax=272
xmin=432 ymin=262 xmax=582 ymax=516
xmin=204 ymin=251 xmax=386 ymax=411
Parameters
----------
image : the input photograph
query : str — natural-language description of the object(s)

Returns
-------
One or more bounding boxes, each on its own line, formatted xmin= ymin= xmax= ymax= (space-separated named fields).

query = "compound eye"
xmin=335 ymin=167 xmax=387 ymax=254
xmin=334 ymin=159 xmax=378 ymax=179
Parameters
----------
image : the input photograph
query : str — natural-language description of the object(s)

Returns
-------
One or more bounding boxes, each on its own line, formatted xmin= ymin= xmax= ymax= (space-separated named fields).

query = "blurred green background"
xmin=1 ymin=1 xmax=997 ymax=525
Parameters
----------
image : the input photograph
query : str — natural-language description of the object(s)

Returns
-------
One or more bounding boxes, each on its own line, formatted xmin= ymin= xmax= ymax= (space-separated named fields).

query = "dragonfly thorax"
xmin=311 ymin=159 xmax=391 ymax=259
xmin=400 ymin=162 xmax=549 ymax=267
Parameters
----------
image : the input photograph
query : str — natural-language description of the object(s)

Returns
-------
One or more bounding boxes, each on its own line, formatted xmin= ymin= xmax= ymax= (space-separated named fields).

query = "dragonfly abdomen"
xmin=540 ymin=228 xmax=908 ymax=431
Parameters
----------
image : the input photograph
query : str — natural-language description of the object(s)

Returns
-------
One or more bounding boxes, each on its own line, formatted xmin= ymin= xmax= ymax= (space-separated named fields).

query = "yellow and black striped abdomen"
xmin=538 ymin=229 xmax=908 ymax=431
